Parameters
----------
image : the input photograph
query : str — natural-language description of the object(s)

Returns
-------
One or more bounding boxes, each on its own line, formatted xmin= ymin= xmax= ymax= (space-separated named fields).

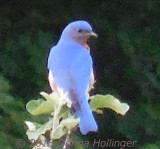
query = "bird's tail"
xmin=76 ymin=97 xmax=98 ymax=135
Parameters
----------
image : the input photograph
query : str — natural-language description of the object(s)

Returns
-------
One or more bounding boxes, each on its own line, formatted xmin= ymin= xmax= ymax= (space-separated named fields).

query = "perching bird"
xmin=48 ymin=20 xmax=98 ymax=135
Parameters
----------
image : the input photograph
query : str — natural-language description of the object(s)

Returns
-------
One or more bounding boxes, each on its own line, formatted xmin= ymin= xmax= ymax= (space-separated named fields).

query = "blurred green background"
xmin=0 ymin=0 xmax=160 ymax=148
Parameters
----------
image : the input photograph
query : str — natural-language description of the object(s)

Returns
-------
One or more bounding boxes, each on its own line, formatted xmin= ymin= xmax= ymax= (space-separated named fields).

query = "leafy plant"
xmin=25 ymin=88 xmax=129 ymax=149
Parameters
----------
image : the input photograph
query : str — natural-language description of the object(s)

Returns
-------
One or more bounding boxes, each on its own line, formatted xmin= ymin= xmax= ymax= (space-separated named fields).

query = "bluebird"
xmin=48 ymin=20 xmax=98 ymax=135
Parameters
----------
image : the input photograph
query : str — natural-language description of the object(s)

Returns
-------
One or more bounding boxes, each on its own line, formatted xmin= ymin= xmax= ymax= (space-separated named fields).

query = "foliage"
xmin=90 ymin=94 xmax=129 ymax=115
xmin=25 ymin=90 xmax=129 ymax=149
xmin=0 ymin=75 xmax=30 ymax=149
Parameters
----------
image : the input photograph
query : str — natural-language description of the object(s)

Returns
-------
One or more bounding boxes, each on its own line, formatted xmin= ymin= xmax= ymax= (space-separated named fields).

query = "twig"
xmin=63 ymin=130 xmax=71 ymax=149
xmin=51 ymin=95 xmax=63 ymax=138
xmin=51 ymin=89 xmax=68 ymax=138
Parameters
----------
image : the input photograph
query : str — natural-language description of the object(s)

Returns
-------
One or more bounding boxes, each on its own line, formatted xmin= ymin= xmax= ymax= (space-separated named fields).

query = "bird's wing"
xmin=69 ymin=47 xmax=92 ymax=100
xmin=48 ymin=44 xmax=93 ymax=98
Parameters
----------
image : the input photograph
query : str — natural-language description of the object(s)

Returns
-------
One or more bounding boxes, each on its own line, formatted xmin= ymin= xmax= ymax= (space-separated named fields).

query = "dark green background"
xmin=0 ymin=0 xmax=160 ymax=148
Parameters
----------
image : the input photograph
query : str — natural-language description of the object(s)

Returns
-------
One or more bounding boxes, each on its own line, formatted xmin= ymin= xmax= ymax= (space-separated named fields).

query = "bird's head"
xmin=60 ymin=20 xmax=97 ymax=50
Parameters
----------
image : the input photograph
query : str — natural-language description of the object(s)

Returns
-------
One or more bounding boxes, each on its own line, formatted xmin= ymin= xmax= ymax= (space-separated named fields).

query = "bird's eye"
xmin=78 ymin=29 xmax=83 ymax=33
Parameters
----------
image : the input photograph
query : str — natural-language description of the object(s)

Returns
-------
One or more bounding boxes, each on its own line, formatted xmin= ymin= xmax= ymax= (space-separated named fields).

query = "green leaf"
xmin=90 ymin=94 xmax=130 ymax=115
xmin=60 ymin=116 xmax=80 ymax=130
xmin=52 ymin=116 xmax=79 ymax=140
xmin=52 ymin=124 xmax=67 ymax=140
xmin=59 ymin=105 xmax=70 ymax=119
xmin=25 ymin=119 xmax=53 ymax=141
xmin=26 ymin=92 xmax=59 ymax=115
xmin=25 ymin=121 xmax=36 ymax=131
xmin=40 ymin=92 xmax=59 ymax=109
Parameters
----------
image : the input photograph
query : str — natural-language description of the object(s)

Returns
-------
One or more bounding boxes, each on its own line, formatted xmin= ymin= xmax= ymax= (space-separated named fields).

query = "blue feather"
xmin=48 ymin=20 xmax=98 ymax=134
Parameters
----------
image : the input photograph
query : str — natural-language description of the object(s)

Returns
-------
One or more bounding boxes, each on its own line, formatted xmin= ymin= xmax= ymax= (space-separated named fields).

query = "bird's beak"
xmin=80 ymin=29 xmax=98 ymax=38
xmin=88 ymin=31 xmax=98 ymax=38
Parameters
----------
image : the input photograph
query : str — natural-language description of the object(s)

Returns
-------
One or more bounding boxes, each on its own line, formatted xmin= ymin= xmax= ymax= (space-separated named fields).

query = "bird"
xmin=47 ymin=20 xmax=98 ymax=135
